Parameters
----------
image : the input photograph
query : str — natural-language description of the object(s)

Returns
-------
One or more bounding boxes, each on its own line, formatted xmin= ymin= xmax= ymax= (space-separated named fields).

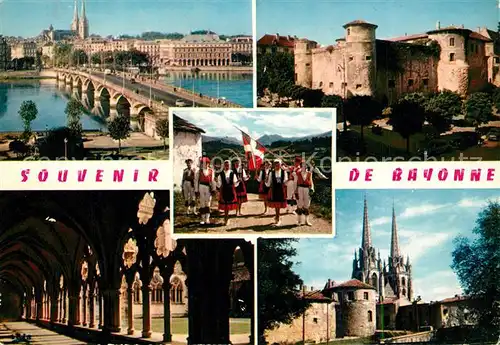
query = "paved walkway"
xmin=0 ymin=322 xmax=86 ymax=344
xmin=83 ymin=132 xmax=164 ymax=149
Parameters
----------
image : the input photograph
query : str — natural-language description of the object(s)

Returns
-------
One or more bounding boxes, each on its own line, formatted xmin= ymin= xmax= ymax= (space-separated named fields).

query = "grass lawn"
xmin=123 ymin=317 xmax=250 ymax=334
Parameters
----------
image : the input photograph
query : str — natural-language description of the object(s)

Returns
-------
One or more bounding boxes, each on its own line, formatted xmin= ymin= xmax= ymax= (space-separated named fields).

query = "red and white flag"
xmin=241 ymin=131 xmax=266 ymax=171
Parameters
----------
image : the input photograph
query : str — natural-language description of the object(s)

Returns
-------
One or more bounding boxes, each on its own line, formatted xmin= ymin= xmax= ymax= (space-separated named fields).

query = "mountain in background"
xmin=202 ymin=131 xmax=332 ymax=146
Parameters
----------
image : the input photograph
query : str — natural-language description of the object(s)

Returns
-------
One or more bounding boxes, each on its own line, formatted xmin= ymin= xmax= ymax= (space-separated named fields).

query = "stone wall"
xmin=466 ymin=38 xmax=488 ymax=92
xmin=173 ymin=131 xmax=202 ymax=190
xmin=338 ymin=288 xmax=376 ymax=337
xmin=265 ymin=302 xmax=335 ymax=344
xmin=384 ymin=330 xmax=434 ymax=343
xmin=311 ymin=46 xmax=344 ymax=95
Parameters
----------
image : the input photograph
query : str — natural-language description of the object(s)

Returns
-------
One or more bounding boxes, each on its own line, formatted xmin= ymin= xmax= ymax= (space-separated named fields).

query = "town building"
xmin=294 ymin=20 xmax=498 ymax=103
xmin=10 ymin=41 xmax=37 ymax=59
xmin=257 ymin=34 xmax=298 ymax=54
xmin=0 ymin=36 xmax=11 ymax=70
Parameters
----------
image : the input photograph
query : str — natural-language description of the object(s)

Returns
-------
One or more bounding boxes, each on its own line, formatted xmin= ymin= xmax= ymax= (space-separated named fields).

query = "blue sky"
xmin=0 ymin=0 xmax=251 ymax=38
xmin=174 ymin=109 xmax=335 ymax=139
xmin=291 ymin=189 xmax=500 ymax=302
xmin=257 ymin=0 xmax=499 ymax=46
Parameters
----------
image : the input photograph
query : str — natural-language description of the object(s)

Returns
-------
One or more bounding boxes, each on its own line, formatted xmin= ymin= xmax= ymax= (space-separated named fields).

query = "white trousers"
xmin=297 ymin=186 xmax=311 ymax=209
xmin=286 ymin=179 xmax=296 ymax=200
xmin=199 ymin=184 xmax=212 ymax=210
xmin=183 ymin=181 xmax=195 ymax=204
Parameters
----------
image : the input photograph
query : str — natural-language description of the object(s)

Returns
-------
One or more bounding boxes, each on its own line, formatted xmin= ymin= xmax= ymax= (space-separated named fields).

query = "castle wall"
xmin=376 ymin=303 xmax=397 ymax=330
xmin=264 ymin=302 xmax=336 ymax=344
xmin=338 ymin=288 xmax=376 ymax=337
xmin=310 ymin=47 xmax=345 ymax=95
xmin=173 ymin=131 xmax=202 ymax=190
xmin=295 ymin=40 xmax=316 ymax=88
xmin=466 ymin=38 xmax=488 ymax=92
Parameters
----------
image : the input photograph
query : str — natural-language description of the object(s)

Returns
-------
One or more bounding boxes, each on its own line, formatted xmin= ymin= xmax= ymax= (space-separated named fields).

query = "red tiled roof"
xmin=469 ymin=32 xmax=492 ymax=42
xmin=333 ymin=279 xmax=376 ymax=290
xmin=173 ymin=114 xmax=205 ymax=133
xmin=378 ymin=298 xmax=397 ymax=305
xmin=299 ymin=290 xmax=331 ymax=301
xmin=388 ymin=33 xmax=429 ymax=42
xmin=257 ymin=34 xmax=296 ymax=48
xmin=440 ymin=295 xmax=469 ymax=303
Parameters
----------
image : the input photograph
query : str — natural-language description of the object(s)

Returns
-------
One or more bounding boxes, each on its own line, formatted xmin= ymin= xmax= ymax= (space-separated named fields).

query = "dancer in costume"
xmin=232 ymin=158 xmax=249 ymax=216
xmin=181 ymin=159 xmax=197 ymax=215
xmin=294 ymin=160 xmax=314 ymax=226
xmin=284 ymin=156 xmax=302 ymax=214
xmin=256 ymin=160 xmax=271 ymax=214
xmin=265 ymin=159 xmax=288 ymax=226
xmin=217 ymin=160 xmax=240 ymax=225
xmin=194 ymin=156 xmax=217 ymax=225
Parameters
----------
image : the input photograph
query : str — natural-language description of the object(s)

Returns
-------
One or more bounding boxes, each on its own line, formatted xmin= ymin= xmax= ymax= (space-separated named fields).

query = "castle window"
xmin=305 ymin=63 xmax=311 ymax=67
xmin=356 ymin=84 xmax=362 ymax=89
xmin=494 ymin=57 xmax=500 ymax=64
xmin=349 ymin=56 xmax=354 ymax=61
xmin=313 ymin=318 xmax=318 ymax=323
xmin=348 ymin=292 xmax=355 ymax=300
xmin=347 ymin=28 xmax=351 ymax=35
xmin=319 ymin=81 xmax=323 ymax=87
xmin=423 ymin=78 xmax=429 ymax=86
xmin=329 ymin=82 xmax=334 ymax=88
xmin=407 ymin=79 xmax=414 ymax=87
xmin=388 ymin=80 xmax=395 ymax=88
xmin=295 ymin=73 xmax=298 ymax=82
xmin=366 ymin=55 xmax=372 ymax=61
xmin=449 ymin=53 xmax=455 ymax=61
xmin=364 ymin=292 xmax=369 ymax=300
xmin=368 ymin=310 xmax=373 ymax=322
xmin=449 ymin=37 xmax=455 ymax=46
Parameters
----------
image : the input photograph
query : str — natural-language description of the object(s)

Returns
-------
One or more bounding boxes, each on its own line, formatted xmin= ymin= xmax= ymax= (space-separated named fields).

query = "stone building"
xmin=10 ymin=41 xmax=37 ymax=59
xmin=295 ymin=20 xmax=495 ymax=103
xmin=257 ymin=34 xmax=299 ymax=54
xmin=0 ymin=36 xmax=11 ymax=70
xmin=173 ymin=114 xmax=205 ymax=190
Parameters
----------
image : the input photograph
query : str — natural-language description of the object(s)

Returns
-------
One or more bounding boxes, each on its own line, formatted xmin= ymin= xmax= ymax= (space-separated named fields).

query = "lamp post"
xmin=64 ymin=137 xmax=68 ymax=159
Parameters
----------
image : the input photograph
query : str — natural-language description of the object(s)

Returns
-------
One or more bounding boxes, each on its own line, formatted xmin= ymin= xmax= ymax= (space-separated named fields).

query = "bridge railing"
xmin=55 ymin=68 xmax=243 ymax=108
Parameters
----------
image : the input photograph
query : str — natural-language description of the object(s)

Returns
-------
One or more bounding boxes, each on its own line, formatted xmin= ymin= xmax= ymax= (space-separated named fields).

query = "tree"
xmin=90 ymin=53 xmax=101 ymax=65
xmin=492 ymin=87 xmax=500 ymax=111
xmin=18 ymin=100 xmax=38 ymax=141
xmin=155 ymin=118 xmax=169 ymax=151
xmin=344 ymin=95 xmax=383 ymax=142
xmin=108 ymin=116 xmax=131 ymax=152
xmin=65 ymin=99 xmax=84 ymax=137
xmin=451 ymin=201 xmax=500 ymax=340
xmin=424 ymin=90 xmax=462 ymax=135
xmin=321 ymin=94 xmax=343 ymax=109
xmin=464 ymin=92 xmax=493 ymax=131
xmin=53 ymin=43 xmax=73 ymax=67
xmin=388 ymin=98 xmax=426 ymax=153
xmin=257 ymin=52 xmax=294 ymax=96
xmin=71 ymin=49 xmax=88 ymax=66
xmin=258 ymin=239 xmax=310 ymax=344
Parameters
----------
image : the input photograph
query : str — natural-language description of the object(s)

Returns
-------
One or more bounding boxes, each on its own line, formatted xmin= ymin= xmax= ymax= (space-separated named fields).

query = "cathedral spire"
xmin=361 ymin=195 xmax=371 ymax=250
xmin=81 ymin=0 xmax=86 ymax=20
xmin=71 ymin=0 xmax=79 ymax=31
xmin=390 ymin=205 xmax=401 ymax=259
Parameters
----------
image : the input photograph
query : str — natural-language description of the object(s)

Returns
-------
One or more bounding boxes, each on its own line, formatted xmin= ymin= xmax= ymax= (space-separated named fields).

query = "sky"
xmin=257 ymin=0 xmax=499 ymax=46
xmin=0 ymin=0 xmax=251 ymax=38
xmin=174 ymin=109 xmax=335 ymax=139
xmin=290 ymin=189 xmax=500 ymax=303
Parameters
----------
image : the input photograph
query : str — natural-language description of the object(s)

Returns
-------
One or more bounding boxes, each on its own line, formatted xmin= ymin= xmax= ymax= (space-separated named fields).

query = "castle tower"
xmin=70 ymin=0 xmax=79 ymax=32
xmin=78 ymin=0 xmax=89 ymax=39
xmin=343 ymin=20 xmax=378 ymax=97
xmin=386 ymin=206 xmax=412 ymax=302
xmin=294 ymin=39 xmax=316 ymax=88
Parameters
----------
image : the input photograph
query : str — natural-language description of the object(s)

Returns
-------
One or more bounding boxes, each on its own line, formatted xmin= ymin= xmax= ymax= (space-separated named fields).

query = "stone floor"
xmin=0 ymin=322 xmax=86 ymax=344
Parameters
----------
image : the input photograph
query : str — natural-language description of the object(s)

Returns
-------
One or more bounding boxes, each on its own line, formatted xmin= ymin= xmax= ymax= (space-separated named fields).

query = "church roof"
xmin=173 ymin=114 xmax=205 ymax=133
xmin=333 ymin=279 xmax=376 ymax=290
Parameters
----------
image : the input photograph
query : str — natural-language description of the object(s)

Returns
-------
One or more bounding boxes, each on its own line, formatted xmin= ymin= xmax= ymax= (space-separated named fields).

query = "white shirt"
xmin=257 ymin=169 xmax=270 ymax=183
xmin=234 ymin=167 xmax=249 ymax=181
xmin=265 ymin=169 xmax=288 ymax=187
xmin=216 ymin=169 xmax=240 ymax=188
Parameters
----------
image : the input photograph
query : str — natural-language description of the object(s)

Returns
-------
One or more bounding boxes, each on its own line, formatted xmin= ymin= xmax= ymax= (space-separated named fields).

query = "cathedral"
xmin=351 ymin=197 xmax=413 ymax=305
xmin=71 ymin=0 xmax=89 ymax=40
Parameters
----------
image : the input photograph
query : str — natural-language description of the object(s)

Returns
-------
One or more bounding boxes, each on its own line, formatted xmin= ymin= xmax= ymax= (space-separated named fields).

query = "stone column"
xmin=82 ymin=288 xmax=88 ymax=326
xmin=58 ymin=291 xmax=62 ymax=322
xmin=89 ymin=291 xmax=96 ymax=328
xmin=36 ymin=296 xmax=42 ymax=320
xmin=127 ymin=287 xmax=134 ymax=335
xmin=62 ymin=289 xmax=67 ymax=323
xmin=141 ymin=284 xmax=152 ymax=338
xmin=98 ymin=292 xmax=103 ymax=329
xmin=241 ymin=243 xmax=255 ymax=345
xmin=162 ymin=281 xmax=172 ymax=342
xmin=102 ymin=288 xmax=121 ymax=333
xmin=50 ymin=292 xmax=59 ymax=323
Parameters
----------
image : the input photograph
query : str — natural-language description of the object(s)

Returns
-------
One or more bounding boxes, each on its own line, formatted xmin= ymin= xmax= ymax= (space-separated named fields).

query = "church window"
xmin=407 ymin=79 xmax=414 ymax=87
xmin=366 ymin=55 xmax=372 ymax=61
xmin=329 ymin=82 xmax=334 ymax=88
xmin=402 ymin=288 xmax=406 ymax=296
xmin=368 ymin=310 xmax=373 ymax=322
xmin=449 ymin=37 xmax=455 ymax=46
xmin=388 ymin=80 xmax=395 ymax=88
xmin=170 ymin=277 xmax=184 ymax=304
xmin=449 ymin=53 xmax=455 ymax=62
xmin=402 ymin=277 xmax=406 ymax=286
xmin=423 ymin=78 xmax=429 ymax=86
xmin=364 ymin=292 xmax=369 ymax=300
xmin=348 ymin=292 xmax=355 ymax=300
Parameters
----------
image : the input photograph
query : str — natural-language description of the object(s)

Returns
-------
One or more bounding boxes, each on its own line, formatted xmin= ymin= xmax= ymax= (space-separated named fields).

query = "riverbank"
xmin=158 ymin=66 xmax=253 ymax=73
xmin=0 ymin=70 xmax=57 ymax=81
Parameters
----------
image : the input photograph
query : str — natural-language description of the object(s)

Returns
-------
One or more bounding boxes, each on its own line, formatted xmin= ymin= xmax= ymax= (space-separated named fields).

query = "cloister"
xmin=0 ymin=191 xmax=254 ymax=344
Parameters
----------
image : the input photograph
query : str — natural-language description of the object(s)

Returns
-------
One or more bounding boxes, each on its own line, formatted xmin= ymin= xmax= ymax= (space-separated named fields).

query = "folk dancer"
xmin=284 ymin=156 xmax=302 ymax=214
xmin=256 ymin=160 xmax=271 ymax=214
xmin=308 ymin=160 xmax=329 ymax=191
xmin=181 ymin=159 xmax=197 ymax=215
xmin=265 ymin=159 xmax=288 ymax=226
xmin=233 ymin=158 xmax=249 ymax=216
xmin=217 ymin=160 xmax=240 ymax=225
xmin=294 ymin=160 xmax=314 ymax=226
xmin=194 ymin=156 xmax=217 ymax=225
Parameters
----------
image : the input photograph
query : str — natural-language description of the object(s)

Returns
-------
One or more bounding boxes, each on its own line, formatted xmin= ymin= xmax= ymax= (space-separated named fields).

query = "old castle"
xmin=265 ymin=198 xmax=470 ymax=344
xmin=295 ymin=20 xmax=500 ymax=104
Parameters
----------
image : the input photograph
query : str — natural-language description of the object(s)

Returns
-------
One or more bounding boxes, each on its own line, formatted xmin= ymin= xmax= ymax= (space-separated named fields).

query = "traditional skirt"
xmin=258 ymin=180 xmax=269 ymax=200
xmin=267 ymin=183 xmax=287 ymax=209
xmin=218 ymin=184 xmax=238 ymax=211
xmin=235 ymin=181 xmax=248 ymax=203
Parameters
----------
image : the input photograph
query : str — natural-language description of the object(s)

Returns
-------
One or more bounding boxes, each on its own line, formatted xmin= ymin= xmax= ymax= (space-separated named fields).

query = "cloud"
xmin=371 ymin=216 xmax=391 ymax=226
xmin=400 ymin=230 xmax=450 ymax=263
xmin=413 ymin=270 xmax=463 ymax=302
xmin=399 ymin=202 xmax=450 ymax=218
